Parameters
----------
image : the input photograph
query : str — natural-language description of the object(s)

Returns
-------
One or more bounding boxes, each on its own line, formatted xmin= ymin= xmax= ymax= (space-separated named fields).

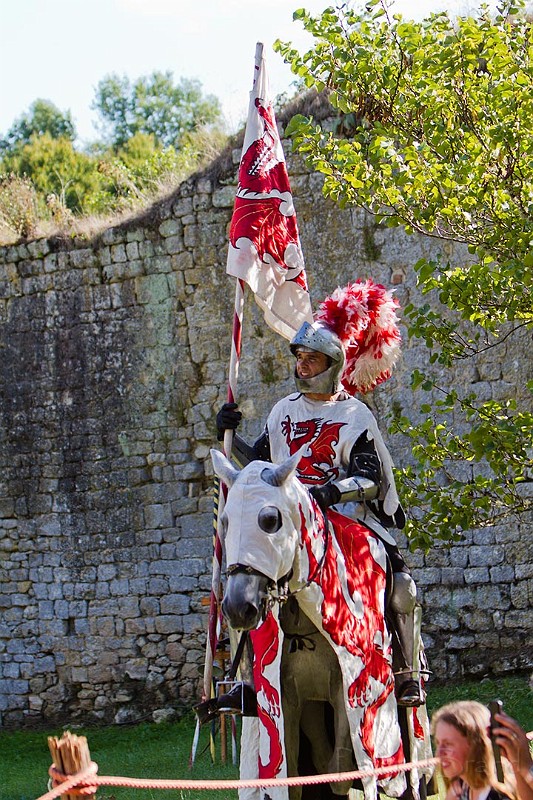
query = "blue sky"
xmin=1 ymin=0 xmax=497 ymax=147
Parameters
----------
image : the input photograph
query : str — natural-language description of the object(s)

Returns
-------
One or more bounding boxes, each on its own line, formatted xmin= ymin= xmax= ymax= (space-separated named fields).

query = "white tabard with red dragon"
xmin=268 ymin=392 xmax=401 ymax=539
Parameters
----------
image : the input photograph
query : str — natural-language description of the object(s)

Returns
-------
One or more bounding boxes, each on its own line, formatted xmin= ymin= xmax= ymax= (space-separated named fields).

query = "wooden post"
xmin=48 ymin=731 xmax=96 ymax=800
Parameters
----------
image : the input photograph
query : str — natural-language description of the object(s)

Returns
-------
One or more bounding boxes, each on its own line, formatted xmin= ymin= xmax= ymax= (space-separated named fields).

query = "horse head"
xmin=211 ymin=448 xmax=307 ymax=630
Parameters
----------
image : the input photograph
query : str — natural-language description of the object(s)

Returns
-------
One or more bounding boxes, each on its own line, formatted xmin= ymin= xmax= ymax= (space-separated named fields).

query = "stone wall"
xmin=0 ymin=137 xmax=531 ymax=728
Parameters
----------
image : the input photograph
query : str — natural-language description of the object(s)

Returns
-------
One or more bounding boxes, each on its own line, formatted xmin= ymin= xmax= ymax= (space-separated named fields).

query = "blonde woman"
xmin=432 ymin=701 xmax=516 ymax=800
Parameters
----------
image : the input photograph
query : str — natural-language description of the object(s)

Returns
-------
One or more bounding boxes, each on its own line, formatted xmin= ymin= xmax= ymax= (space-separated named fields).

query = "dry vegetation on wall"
xmin=0 ymin=133 xmax=230 ymax=247
xmin=0 ymin=169 xmax=210 ymax=247
xmin=0 ymin=91 xmax=332 ymax=248
xmin=0 ymin=173 xmax=159 ymax=246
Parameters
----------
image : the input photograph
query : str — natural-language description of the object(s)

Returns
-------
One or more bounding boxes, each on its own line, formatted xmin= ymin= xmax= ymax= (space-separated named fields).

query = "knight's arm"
xmin=231 ymin=430 xmax=271 ymax=468
xmin=310 ymin=430 xmax=406 ymax=529
xmin=347 ymin=430 xmax=406 ymax=529
xmin=328 ymin=474 xmax=379 ymax=503
xmin=310 ymin=433 xmax=379 ymax=511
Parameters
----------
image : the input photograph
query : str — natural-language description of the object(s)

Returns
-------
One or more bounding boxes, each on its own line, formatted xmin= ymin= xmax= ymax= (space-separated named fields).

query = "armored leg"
xmin=389 ymin=572 xmax=426 ymax=707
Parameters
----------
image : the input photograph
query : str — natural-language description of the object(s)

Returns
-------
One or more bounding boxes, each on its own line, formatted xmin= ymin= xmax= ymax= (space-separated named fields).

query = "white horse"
xmin=212 ymin=448 xmax=432 ymax=800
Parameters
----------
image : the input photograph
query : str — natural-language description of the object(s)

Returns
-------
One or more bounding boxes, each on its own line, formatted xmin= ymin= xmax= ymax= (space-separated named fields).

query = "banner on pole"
xmin=226 ymin=43 xmax=313 ymax=341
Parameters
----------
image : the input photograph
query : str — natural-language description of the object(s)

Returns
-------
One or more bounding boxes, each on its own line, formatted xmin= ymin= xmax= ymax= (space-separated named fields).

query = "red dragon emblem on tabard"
xmin=281 ymin=415 xmax=346 ymax=485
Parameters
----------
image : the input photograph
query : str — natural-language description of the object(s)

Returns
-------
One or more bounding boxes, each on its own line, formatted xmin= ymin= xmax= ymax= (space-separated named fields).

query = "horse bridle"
xmin=225 ymin=516 xmax=330 ymax=609
xmin=222 ymin=521 xmax=330 ymax=695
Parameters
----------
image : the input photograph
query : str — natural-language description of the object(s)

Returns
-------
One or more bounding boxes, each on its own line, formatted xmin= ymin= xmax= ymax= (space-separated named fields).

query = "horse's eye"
xmin=258 ymin=505 xmax=282 ymax=533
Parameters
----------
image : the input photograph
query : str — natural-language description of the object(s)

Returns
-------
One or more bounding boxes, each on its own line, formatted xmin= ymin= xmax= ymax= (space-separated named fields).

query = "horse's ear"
xmin=267 ymin=449 xmax=303 ymax=487
xmin=210 ymin=448 xmax=240 ymax=488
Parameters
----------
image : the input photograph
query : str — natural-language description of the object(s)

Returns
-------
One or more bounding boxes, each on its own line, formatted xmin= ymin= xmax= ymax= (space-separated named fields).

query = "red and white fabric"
xmin=226 ymin=44 xmax=313 ymax=341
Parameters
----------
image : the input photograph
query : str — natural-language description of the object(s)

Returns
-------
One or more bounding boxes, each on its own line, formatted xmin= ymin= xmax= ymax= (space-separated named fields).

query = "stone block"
xmin=135 ymin=273 xmax=170 ymax=304
xmin=472 ymin=528 xmax=496 ymax=545
xmin=489 ymin=565 xmax=515 ymax=583
xmin=154 ymin=615 xmax=180 ymax=634
xmin=440 ymin=568 xmax=465 ymax=586
xmin=464 ymin=567 xmax=490 ymax=584
xmin=469 ymin=545 xmax=503 ymax=567
xmin=474 ymin=585 xmax=510 ymax=611
xmin=165 ymin=236 xmax=184 ymax=254
xmin=118 ymin=597 xmax=140 ymax=618
xmin=212 ymin=186 xmax=236 ymax=208
xmin=183 ymin=225 xmax=198 ymax=247
xmin=510 ymin=579 xmax=531 ymax=609
xmin=193 ymin=194 xmax=211 ymax=211
xmin=450 ymin=549 xmax=469 ymax=568
xmin=459 ymin=608 xmax=493 ymax=631
xmin=111 ymin=244 xmax=128 ymax=263
xmin=172 ymin=197 xmax=193 ymax=217
xmin=516 ymin=564 xmax=533 ymax=579
xmin=179 ymin=512 xmax=211 ymax=538
xmin=505 ymin=539 xmax=533 ymax=564
xmin=144 ymin=504 xmax=173 ymax=529
xmin=504 ymin=609 xmax=533 ymax=628
xmin=423 ymin=548 xmax=451 ymax=568
xmin=424 ymin=609 xmax=460 ymax=631
xmin=447 ymin=635 xmax=475 ymax=650
xmin=411 ymin=567 xmax=441 ymax=585
xmin=160 ymin=594 xmax=190 ymax=615
xmin=53 ymin=600 xmax=70 ymax=619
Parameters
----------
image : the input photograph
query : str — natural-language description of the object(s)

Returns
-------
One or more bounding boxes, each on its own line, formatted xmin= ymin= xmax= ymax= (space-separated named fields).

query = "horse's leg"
xmin=298 ymin=700 xmax=354 ymax=799
xmin=328 ymin=686 xmax=354 ymax=796
xmin=299 ymin=701 xmax=334 ymax=774
xmin=281 ymin=604 xmax=337 ymax=800
xmin=281 ymin=688 xmax=303 ymax=800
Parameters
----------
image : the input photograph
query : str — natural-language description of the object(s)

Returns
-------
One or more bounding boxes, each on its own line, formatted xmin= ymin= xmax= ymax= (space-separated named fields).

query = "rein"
xmin=225 ymin=500 xmax=330 ymax=612
xmin=268 ymin=513 xmax=330 ymax=606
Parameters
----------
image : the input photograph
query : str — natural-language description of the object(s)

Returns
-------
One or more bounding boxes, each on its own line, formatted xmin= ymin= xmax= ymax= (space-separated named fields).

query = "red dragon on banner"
xmin=226 ymin=48 xmax=313 ymax=341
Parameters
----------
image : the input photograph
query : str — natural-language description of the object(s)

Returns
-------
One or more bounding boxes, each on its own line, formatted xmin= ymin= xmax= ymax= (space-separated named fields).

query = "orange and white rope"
xmin=38 ymin=756 xmax=440 ymax=800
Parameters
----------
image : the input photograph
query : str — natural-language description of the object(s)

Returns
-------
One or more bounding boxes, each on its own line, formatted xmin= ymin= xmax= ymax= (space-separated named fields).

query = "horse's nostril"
xmin=222 ymin=598 xmax=260 ymax=631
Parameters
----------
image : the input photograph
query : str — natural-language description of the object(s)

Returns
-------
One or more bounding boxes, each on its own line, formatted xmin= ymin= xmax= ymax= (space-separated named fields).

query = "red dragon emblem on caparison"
xmin=281 ymin=415 xmax=346 ymax=485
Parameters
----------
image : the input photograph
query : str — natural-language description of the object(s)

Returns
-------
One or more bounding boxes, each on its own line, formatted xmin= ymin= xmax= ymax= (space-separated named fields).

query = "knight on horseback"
xmin=216 ymin=279 xmax=427 ymax=708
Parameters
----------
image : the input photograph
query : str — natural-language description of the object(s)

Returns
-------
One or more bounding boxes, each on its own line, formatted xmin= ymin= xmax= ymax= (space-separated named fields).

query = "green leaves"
xmin=93 ymin=71 xmax=222 ymax=150
xmin=390 ymin=372 xmax=533 ymax=550
xmin=0 ymin=100 xmax=76 ymax=155
xmin=0 ymin=73 xmax=228 ymax=237
xmin=278 ymin=0 xmax=532 ymax=549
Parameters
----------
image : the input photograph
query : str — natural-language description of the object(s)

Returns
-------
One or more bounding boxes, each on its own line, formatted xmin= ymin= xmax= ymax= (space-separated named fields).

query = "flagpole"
xmin=201 ymin=279 xmax=244 ymax=702
xmin=195 ymin=38 xmax=312 ymax=766
xmin=201 ymin=44 xmax=263 ymax=711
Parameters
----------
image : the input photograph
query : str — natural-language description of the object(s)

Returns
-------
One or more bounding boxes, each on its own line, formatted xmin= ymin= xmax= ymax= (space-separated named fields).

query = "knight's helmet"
xmin=290 ymin=279 xmax=402 ymax=396
xmin=290 ymin=321 xmax=345 ymax=395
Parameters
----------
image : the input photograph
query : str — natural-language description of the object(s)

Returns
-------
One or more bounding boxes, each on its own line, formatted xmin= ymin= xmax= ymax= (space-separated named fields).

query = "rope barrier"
xmin=36 ymin=756 xmax=440 ymax=800
xmin=37 ymin=729 xmax=533 ymax=800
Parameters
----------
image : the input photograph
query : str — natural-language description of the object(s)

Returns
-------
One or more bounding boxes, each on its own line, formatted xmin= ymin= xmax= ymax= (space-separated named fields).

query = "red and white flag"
xmin=226 ymin=43 xmax=313 ymax=341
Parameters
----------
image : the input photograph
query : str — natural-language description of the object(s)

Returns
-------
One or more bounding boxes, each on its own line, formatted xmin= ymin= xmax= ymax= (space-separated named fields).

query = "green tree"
xmin=275 ymin=0 xmax=533 ymax=550
xmin=2 ymin=133 xmax=101 ymax=213
xmin=92 ymin=71 xmax=222 ymax=150
xmin=0 ymin=99 xmax=76 ymax=154
xmin=83 ymin=127 xmax=227 ymax=214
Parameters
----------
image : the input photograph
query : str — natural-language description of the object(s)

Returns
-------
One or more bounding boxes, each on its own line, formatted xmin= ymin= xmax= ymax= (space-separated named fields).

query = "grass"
xmin=1 ymin=674 xmax=531 ymax=800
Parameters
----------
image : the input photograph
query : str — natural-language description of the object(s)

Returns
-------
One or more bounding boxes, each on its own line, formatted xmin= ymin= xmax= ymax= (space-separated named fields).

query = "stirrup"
xmin=395 ymin=677 xmax=426 ymax=707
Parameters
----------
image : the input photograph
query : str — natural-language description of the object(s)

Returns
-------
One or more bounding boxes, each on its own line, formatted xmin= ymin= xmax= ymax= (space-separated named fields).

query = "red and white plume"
xmin=316 ymin=279 xmax=401 ymax=395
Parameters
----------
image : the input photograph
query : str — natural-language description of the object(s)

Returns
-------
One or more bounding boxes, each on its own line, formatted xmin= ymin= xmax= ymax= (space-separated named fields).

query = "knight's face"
xmin=295 ymin=349 xmax=329 ymax=380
